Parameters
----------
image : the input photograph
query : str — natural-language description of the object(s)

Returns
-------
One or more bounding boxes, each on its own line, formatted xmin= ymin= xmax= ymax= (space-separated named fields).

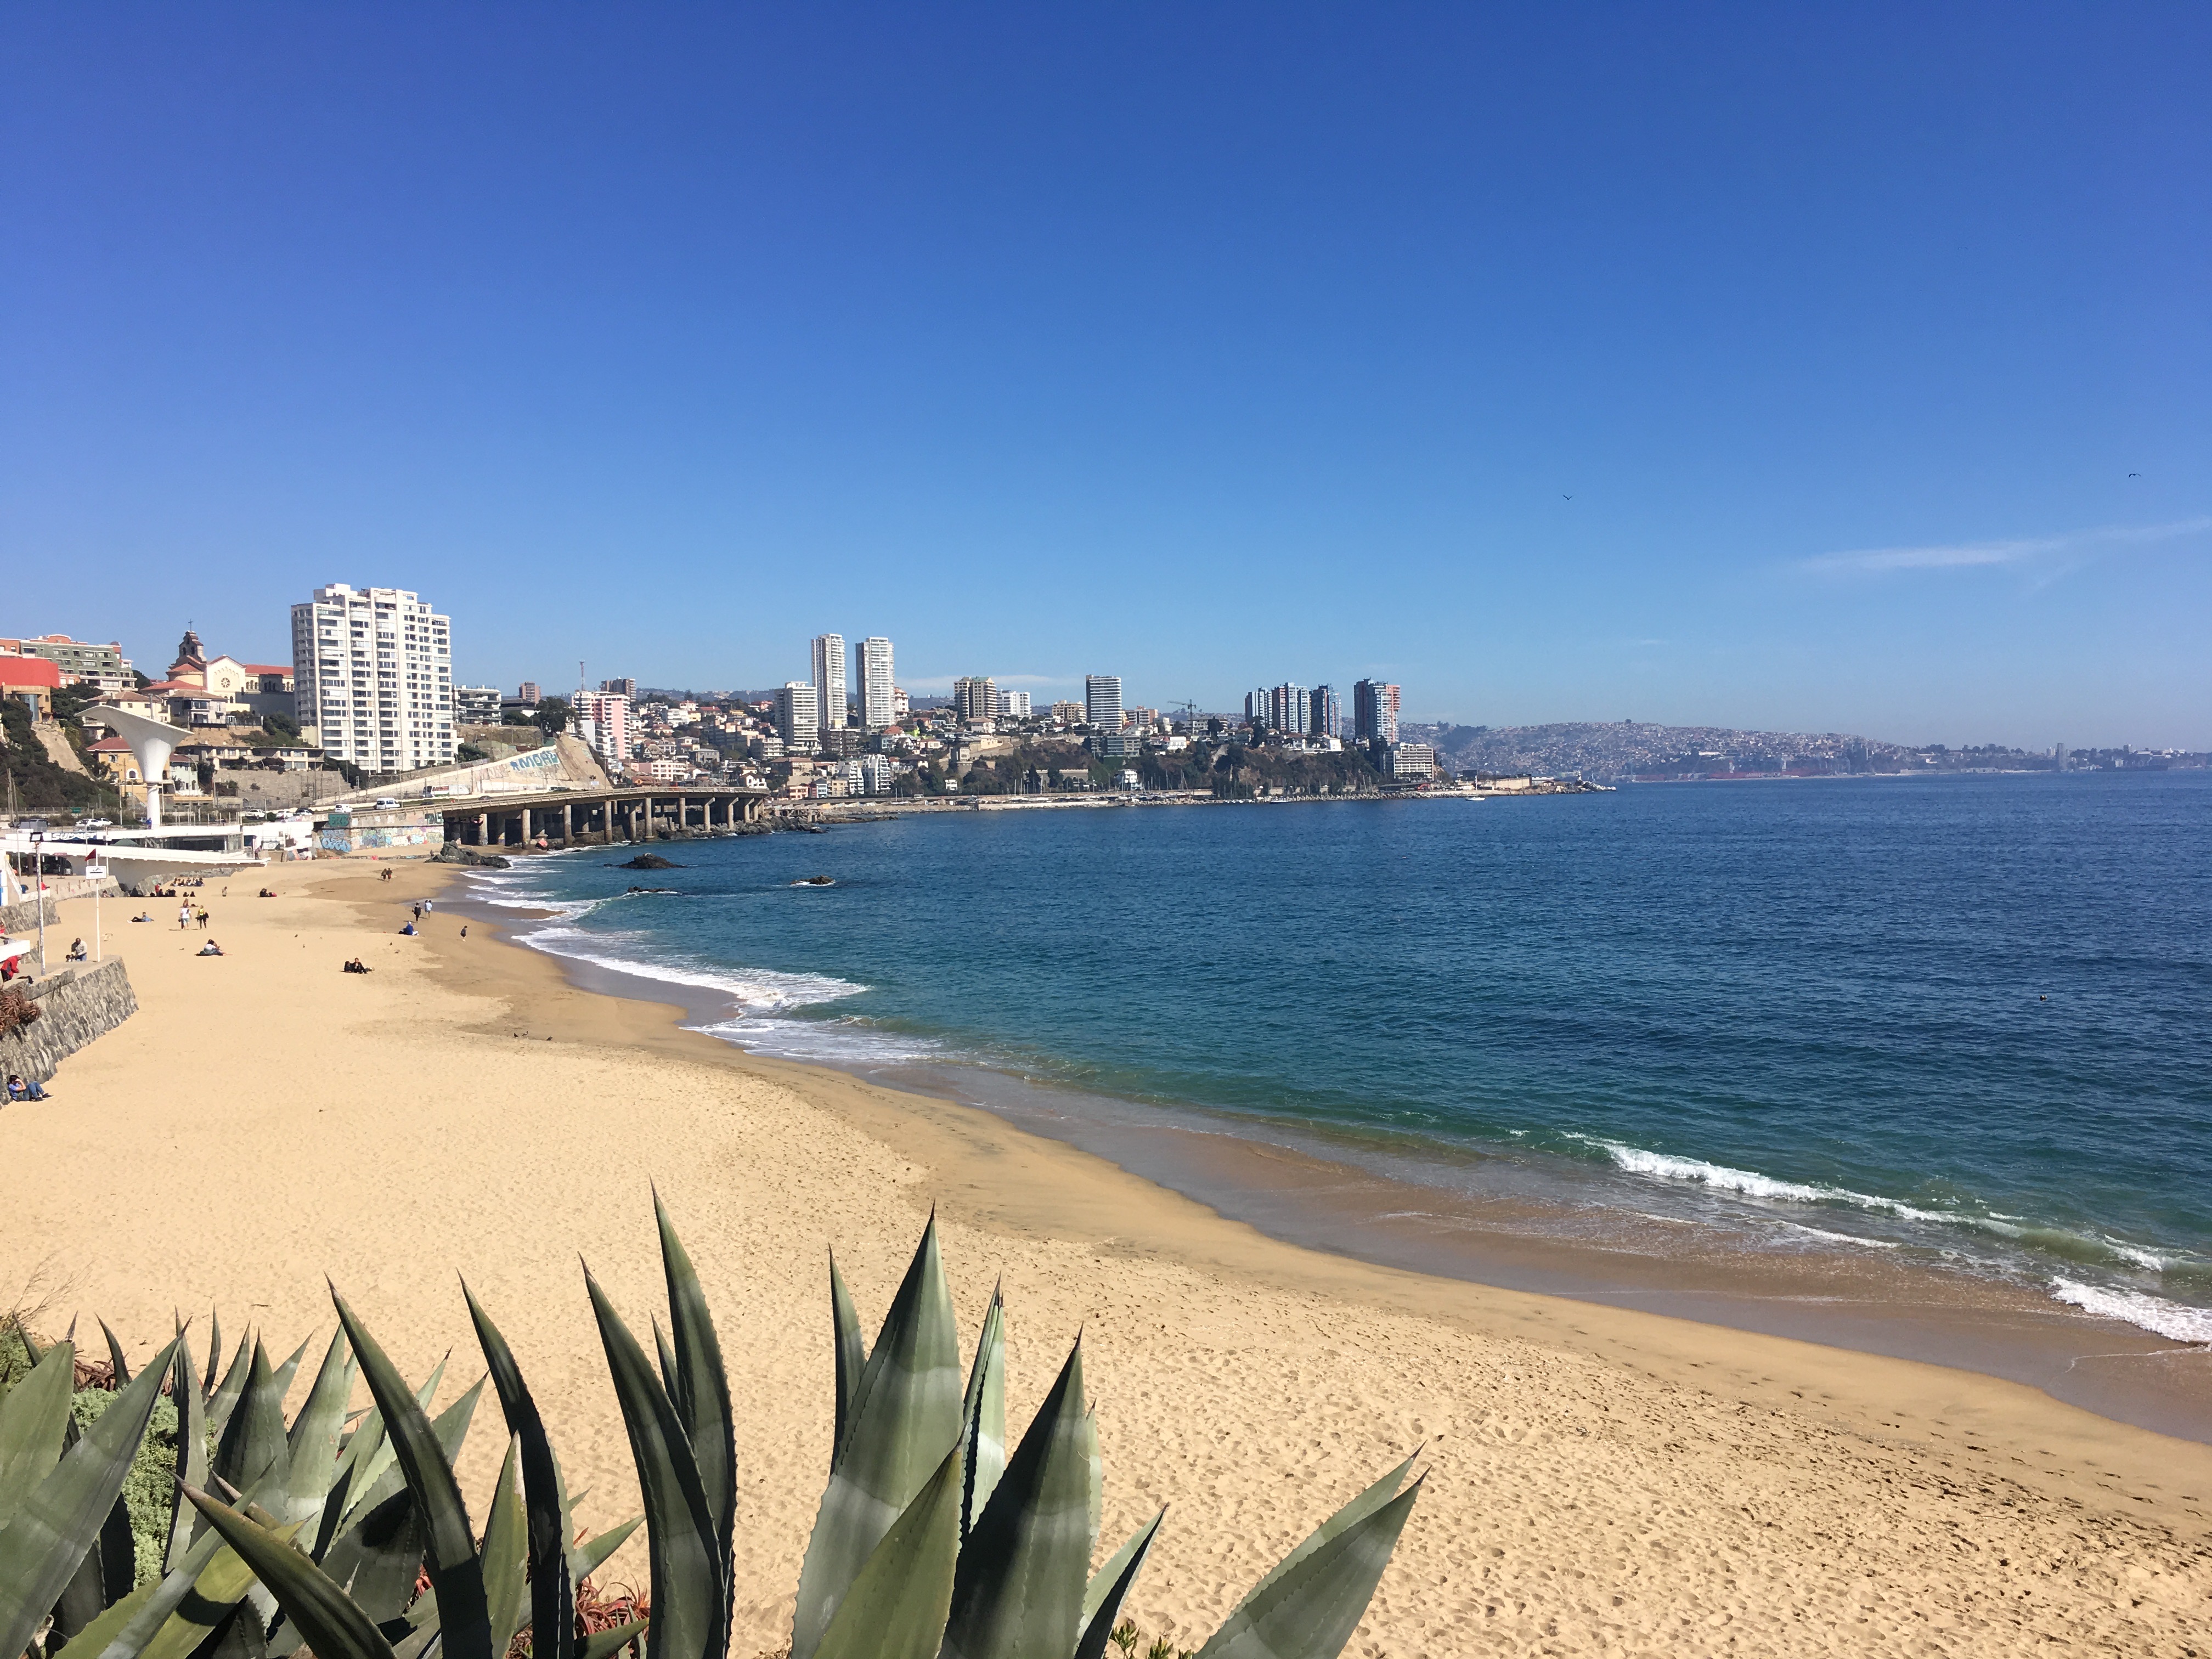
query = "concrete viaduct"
xmin=441 ymin=786 xmax=771 ymax=849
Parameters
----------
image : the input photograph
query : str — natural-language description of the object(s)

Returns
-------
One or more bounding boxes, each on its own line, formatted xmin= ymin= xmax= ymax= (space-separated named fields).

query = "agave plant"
xmin=0 ymin=1198 xmax=1420 ymax=1659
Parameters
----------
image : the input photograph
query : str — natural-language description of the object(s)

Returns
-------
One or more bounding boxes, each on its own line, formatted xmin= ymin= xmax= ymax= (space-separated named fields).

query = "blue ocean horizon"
xmin=473 ymin=772 xmax=2212 ymax=1348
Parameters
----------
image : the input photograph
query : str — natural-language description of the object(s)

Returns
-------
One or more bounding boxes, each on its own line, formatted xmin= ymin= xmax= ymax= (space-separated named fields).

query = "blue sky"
xmin=3 ymin=4 xmax=2206 ymax=746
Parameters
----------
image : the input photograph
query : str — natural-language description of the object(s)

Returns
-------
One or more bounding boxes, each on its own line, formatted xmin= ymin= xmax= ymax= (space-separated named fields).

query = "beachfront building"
xmin=1312 ymin=684 xmax=1342 ymax=741
xmin=952 ymin=676 xmax=997 ymax=723
xmin=1269 ymin=684 xmax=1311 ymax=738
xmin=1353 ymin=679 xmax=1400 ymax=746
xmin=859 ymin=753 xmax=894 ymax=794
xmin=777 ymin=681 xmax=821 ymax=752
xmin=573 ymin=690 xmax=631 ymax=771
xmin=1086 ymin=674 xmax=1123 ymax=731
xmin=290 ymin=585 xmax=455 ymax=775
xmin=859 ymin=637 xmax=896 ymax=729
xmin=810 ymin=634 xmax=848 ymax=741
xmin=1385 ymin=741 xmax=1436 ymax=780
xmin=0 ymin=634 xmax=134 ymax=691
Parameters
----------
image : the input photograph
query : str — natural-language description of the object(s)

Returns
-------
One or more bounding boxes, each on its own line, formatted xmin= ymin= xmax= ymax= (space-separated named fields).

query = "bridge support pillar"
xmin=475 ymin=812 xmax=488 ymax=846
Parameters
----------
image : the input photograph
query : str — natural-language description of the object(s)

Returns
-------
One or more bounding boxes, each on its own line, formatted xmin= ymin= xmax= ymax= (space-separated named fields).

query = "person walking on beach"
xmin=412 ymin=903 xmax=422 ymax=923
xmin=178 ymin=901 xmax=192 ymax=930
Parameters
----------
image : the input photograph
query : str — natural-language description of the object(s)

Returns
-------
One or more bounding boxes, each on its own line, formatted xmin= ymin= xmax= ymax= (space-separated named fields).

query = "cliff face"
xmin=1 ymin=959 xmax=138 ymax=1084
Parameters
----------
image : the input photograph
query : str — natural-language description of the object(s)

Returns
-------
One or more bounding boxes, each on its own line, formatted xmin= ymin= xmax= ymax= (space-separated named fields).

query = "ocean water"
xmin=472 ymin=772 xmax=2212 ymax=1346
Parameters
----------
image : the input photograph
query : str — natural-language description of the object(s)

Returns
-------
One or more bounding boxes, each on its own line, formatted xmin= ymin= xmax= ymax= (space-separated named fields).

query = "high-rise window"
xmin=777 ymin=681 xmax=821 ymax=751
xmin=291 ymin=584 xmax=454 ymax=774
xmin=1085 ymin=675 xmax=1123 ymax=731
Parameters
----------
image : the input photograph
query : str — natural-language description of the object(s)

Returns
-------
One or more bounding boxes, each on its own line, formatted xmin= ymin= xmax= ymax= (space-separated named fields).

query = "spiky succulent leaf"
xmin=317 ymin=1379 xmax=481 ymax=1623
xmin=827 ymin=1251 xmax=866 ymax=1469
xmin=204 ymin=1313 xmax=224 ymax=1402
xmin=330 ymin=1289 xmax=492 ymax=1659
xmin=957 ymin=1286 xmax=1005 ymax=1541
xmin=1075 ymin=1510 xmax=1164 ymax=1659
xmin=652 ymin=1319 xmax=681 ymax=1414
xmin=182 ymin=1488 xmax=399 ymax=1659
xmin=584 ymin=1268 xmax=720 ymax=1659
xmin=579 ymin=1620 xmax=649 ymax=1659
xmin=166 ymin=1325 xmax=211 ymax=1574
xmin=1081 ymin=1405 xmax=1102 ymax=1556
xmin=270 ymin=1334 xmax=313 ymax=1406
xmin=574 ymin=1516 xmax=641 ymax=1581
xmin=206 ymin=1330 xmax=252 ymax=1441
xmin=212 ymin=1339 xmax=289 ymax=1497
xmin=0 ymin=1337 xmax=178 ymax=1659
xmin=812 ymin=1443 xmax=964 ymax=1659
xmin=1226 ymin=1448 xmax=1418 ymax=1612
xmin=1190 ymin=1480 xmax=1421 ymax=1659
xmin=465 ymin=1282 xmax=575 ymax=1659
xmin=0 ymin=1338 xmax=74 ymax=1534
xmin=100 ymin=1318 xmax=134 ymax=1387
xmin=482 ymin=1436 xmax=528 ymax=1655
xmin=329 ymin=1355 xmax=448 ymax=1545
xmin=654 ymin=1192 xmax=736 ymax=1656
xmin=792 ymin=1217 xmax=962 ymax=1659
xmin=48 ymin=1408 xmax=138 ymax=1644
xmin=48 ymin=1574 xmax=160 ymax=1659
xmin=940 ymin=1339 xmax=1093 ymax=1659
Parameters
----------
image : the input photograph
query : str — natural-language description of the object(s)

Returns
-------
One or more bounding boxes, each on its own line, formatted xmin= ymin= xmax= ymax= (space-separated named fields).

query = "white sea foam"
xmin=697 ymin=1013 xmax=946 ymax=1067
xmin=520 ymin=924 xmax=862 ymax=1010
xmin=2106 ymin=1242 xmax=2170 ymax=1273
xmin=1589 ymin=1141 xmax=1834 ymax=1203
xmin=2049 ymin=1279 xmax=2212 ymax=1344
xmin=1778 ymin=1222 xmax=1901 ymax=1250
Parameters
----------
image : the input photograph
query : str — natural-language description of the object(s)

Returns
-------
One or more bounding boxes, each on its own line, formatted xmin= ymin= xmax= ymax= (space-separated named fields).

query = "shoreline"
xmin=9 ymin=855 xmax=2210 ymax=1651
xmin=462 ymin=851 xmax=2212 ymax=1446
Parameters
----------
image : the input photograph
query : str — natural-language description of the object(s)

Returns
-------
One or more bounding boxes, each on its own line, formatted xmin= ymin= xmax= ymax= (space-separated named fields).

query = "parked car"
xmin=371 ymin=797 xmax=400 ymax=809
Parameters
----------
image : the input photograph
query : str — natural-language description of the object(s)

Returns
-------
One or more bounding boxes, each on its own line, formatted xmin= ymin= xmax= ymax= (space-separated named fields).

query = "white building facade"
xmin=573 ymin=691 xmax=632 ymax=771
xmin=291 ymin=584 xmax=454 ymax=774
xmin=1085 ymin=674 xmax=1124 ymax=731
xmin=810 ymin=634 xmax=848 ymax=742
xmin=859 ymin=636 xmax=896 ymax=729
xmin=777 ymin=681 xmax=821 ymax=751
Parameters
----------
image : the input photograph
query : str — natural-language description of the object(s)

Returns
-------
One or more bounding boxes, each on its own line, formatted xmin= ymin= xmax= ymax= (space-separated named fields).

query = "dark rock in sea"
xmin=432 ymin=845 xmax=511 ymax=868
xmin=616 ymin=854 xmax=683 ymax=870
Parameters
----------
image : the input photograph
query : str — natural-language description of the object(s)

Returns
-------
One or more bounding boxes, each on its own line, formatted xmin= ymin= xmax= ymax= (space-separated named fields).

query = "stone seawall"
xmin=2 ymin=959 xmax=138 ymax=1084
xmin=0 ymin=878 xmax=121 ymax=934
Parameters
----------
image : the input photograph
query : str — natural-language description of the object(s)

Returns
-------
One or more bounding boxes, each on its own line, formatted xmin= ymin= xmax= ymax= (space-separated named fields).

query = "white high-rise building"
xmin=291 ymin=584 xmax=454 ymax=774
xmin=999 ymin=689 xmax=1031 ymax=719
xmin=810 ymin=634 xmax=847 ymax=742
xmin=859 ymin=637 xmax=896 ymax=729
xmin=777 ymin=681 xmax=821 ymax=751
xmin=572 ymin=691 xmax=632 ymax=772
xmin=1085 ymin=674 xmax=1123 ymax=731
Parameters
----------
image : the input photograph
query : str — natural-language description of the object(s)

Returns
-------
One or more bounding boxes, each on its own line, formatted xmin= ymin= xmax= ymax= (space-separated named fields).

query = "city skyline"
xmin=4 ymin=9 xmax=2207 ymax=747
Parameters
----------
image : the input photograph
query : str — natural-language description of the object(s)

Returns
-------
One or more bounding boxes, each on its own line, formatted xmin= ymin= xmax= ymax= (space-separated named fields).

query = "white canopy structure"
xmin=101 ymin=704 xmax=191 ymax=830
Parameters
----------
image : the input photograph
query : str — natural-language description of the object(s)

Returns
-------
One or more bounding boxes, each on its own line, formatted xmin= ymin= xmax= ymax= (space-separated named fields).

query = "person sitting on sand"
xmin=130 ymin=911 xmax=151 ymax=923
xmin=64 ymin=938 xmax=86 ymax=961
xmin=342 ymin=957 xmax=371 ymax=974
xmin=5 ymin=1074 xmax=48 ymax=1102
xmin=258 ymin=888 xmax=277 ymax=898
xmin=399 ymin=922 xmax=416 ymax=935
xmin=196 ymin=940 xmax=224 ymax=957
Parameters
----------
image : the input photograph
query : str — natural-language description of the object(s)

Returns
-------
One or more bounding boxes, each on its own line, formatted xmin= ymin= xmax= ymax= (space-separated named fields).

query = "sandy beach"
xmin=5 ymin=854 xmax=2209 ymax=1656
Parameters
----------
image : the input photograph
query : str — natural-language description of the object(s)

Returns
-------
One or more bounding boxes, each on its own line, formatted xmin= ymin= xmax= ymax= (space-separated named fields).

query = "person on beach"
xmin=343 ymin=957 xmax=371 ymax=974
xmin=6 ymin=1074 xmax=48 ymax=1102
xmin=412 ymin=903 xmax=422 ymax=922
xmin=459 ymin=924 xmax=467 ymax=938
xmin=178 ymin=902 xmax=192 ymax=930
xmin=196 ymin=940 xmax=224 ymax=957
xmin=196 ymin=907 xmax=210 ymax=930
xmin=399 ymin=922 xmax=416 ymax=935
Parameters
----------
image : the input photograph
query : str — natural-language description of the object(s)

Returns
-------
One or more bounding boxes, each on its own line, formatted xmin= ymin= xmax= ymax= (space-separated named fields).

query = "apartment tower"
xmin=1085 ymin=674 xmax=1124 ymax=731
xmin=1353 ymin=679 xmax=1400 ymax=745
xmin=809 ymin=634 xmax=848 ymax=741
xmin=776 ymin=681 xmax=821 ymax=751
xmin=859 ymin=637 xmax=897 ymax=729
xmin=291 ymin=584 xmax=455 ymax=774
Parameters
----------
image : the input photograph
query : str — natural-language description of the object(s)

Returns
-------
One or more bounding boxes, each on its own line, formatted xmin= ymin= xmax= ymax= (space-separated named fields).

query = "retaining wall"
xmin=2 ymin=958 xmax=138 ymax=1084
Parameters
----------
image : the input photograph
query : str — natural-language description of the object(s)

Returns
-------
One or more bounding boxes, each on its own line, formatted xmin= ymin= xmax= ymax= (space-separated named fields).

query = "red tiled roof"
xmin=241 ymin=663 xmax=292 ymax=676
xmin=85 ymin=736 xmax=132 ymax=752
xmin=0 ymin=658 xmax=62 ymax=688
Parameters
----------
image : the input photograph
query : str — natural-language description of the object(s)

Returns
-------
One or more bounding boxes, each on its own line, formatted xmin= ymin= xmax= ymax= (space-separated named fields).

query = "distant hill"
xmin=1410 ymin=721 xmax=1919 ymax=782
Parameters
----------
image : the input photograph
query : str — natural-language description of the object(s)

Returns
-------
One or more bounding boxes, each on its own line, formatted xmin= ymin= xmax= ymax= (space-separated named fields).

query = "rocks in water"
xmin=791 ymin=874 xmax=836 ymax=887
xmin=616 ymin=854 xmax=682 ymax=870
xmin=433 ymin=845 xmax=511 ymax=868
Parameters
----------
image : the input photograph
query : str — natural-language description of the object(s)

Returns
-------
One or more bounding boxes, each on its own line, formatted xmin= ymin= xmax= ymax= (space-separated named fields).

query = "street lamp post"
xmin=29 ymin=831 xmax=46 ymax=975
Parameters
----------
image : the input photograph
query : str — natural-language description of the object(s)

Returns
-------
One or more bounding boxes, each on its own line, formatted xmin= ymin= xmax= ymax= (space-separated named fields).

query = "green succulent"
xmin=0 ymin=1200 xmax=1420 ymax=1659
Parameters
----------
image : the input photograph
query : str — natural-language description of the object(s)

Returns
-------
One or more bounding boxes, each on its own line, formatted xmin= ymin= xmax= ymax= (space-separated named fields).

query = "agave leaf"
xmin=392 ymin=1616 xmax=444 ymax=1659
xmin=0 ymin=1339 xmax=75 ymax=1535
xmin=1228 ymin=1448 xmax=1418 ymax=1613
xmin=182 ymin=1487 xmax=399 ymax=1659
xmin=957 ymin=1286 xmax=1005 ymax=1541
xmin=827 ymin=1252 xmax=866 ymax=1469
xmin=1190 ymin=1480 xmax=1422 ymax=1659
xmin=0 ymin=1337 xmax=178 ymax=1659
xmin=330 ymin=1290 xmax=493 ymax=1659
xmin=464 ymin=1283 xmax=574 ymax=1659
xmin=47 ymin=1575 xmax=160 ymax=1659
xmin=1081 ymin=1406 xmax=1102 ymax=1556
xmin=204 ymin=1313 xmax=224 ymax=1403
xmin=584 ymin=1267 xmax=719 ymax=1659
xmin=574 ymin=1516 xmax=641 ymax=1581
xmin=319 ymin=1380 xmax=482 ymax=1617
xmin=280 ymin=1333 xmax=355 ymax=1519
xmin=940 ymin=1339 xmax=1092 ymax=1659
xmin=87 ymin=1521 xmax=233 ymax=1659
xmin=578 ymin=1620 xmax=648 ymax=1659
xmin=481 ymin=1436 xmax=527 ymax=1655
xmin=332 ymin=1356 xmax=448 ymax=1543
xmin=1075 ymin=1510 xmax=1164 ymax=1659
xmin=212 ymin=1340 xmax=289 ymax=1497
xmin=99 ymin=1318 xmax=134 ymax=1387
xmin=206 ymin=1330 xmax=254 ymax=1443
xmin=48 ymin=1410 xmax=138 ymax=1644
xmin=812 ymin=1443 xmax=964 ymax=1659
xmin=134 ymin=1499 xmax=314 ymax=1659
xmin=269 ymin=1334 xmax=313 ymax=1407
xmin=652 ymin=1319 xmax=681 ymax=1414
xmin=654 ymin=1191 xmax=735 ymax=1659
xmin=166 ymin=1325 xmax=211 ymax=1575
xmin=792 ymin=1217 xmax=962 ymax=1659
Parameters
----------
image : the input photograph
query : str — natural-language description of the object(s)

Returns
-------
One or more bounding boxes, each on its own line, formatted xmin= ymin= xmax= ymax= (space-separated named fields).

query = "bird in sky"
xmin=1562 ymin=493 xmax=1574 ymax=500
xmin=2129 ymin=472 xmax=2141 ymax=477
